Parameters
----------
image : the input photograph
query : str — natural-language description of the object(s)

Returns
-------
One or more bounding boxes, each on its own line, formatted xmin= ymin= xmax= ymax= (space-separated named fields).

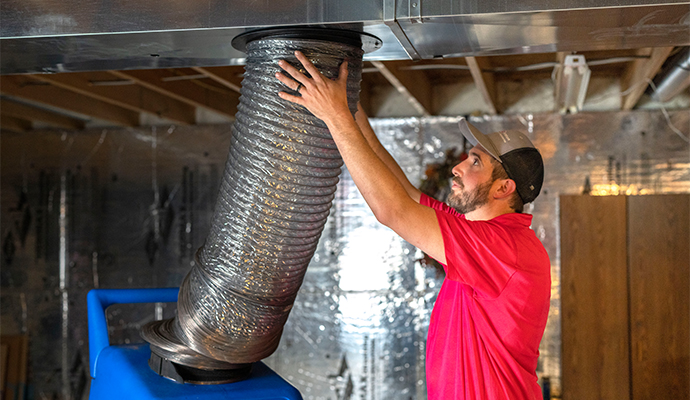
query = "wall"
xmin=1 ymin=109 xmax=688 ymax=399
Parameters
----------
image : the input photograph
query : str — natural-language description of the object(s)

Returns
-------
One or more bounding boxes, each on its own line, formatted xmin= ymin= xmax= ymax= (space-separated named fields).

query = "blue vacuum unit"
xmin=87 ymin=288 xmax=302 ymax=399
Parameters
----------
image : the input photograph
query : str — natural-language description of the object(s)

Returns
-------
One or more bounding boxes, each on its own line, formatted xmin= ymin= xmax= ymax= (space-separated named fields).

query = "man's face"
xmin=447 ymin=146 xmax=495 ymax=215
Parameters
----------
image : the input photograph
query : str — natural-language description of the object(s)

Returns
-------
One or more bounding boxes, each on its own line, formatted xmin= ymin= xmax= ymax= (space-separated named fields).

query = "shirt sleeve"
xmin=420 ymin=193 xmax=460 ymax=216
xmin=420 ymin=194 xmax=517 ymax=298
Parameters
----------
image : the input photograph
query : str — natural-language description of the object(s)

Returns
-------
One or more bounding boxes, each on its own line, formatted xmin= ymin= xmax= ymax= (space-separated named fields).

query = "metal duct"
xmin=2 ymin=0 xmax=690 ymax=74
xmin=652 ymin=47 xmax=690 ymax=102
xmin=141 ymin=28 xmax=376 ymax=382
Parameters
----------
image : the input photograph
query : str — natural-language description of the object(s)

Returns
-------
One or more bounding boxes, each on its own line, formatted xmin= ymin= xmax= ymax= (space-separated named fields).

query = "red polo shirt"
xmin=421 ymin=194 xmax=551 ymax=400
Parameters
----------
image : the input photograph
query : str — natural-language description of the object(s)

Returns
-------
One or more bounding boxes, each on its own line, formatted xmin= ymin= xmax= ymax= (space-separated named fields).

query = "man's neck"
xmin=464 ymin=202 xmax=515 ymax=221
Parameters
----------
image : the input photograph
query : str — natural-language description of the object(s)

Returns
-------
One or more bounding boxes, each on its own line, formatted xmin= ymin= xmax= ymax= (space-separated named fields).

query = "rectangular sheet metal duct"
xmin=1 ymin=0 xmax=689 ymax=74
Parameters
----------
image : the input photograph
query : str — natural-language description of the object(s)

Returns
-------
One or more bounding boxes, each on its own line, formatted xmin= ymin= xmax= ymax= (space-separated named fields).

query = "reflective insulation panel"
xmin=1 ymin=109 xmax=688 ymax=398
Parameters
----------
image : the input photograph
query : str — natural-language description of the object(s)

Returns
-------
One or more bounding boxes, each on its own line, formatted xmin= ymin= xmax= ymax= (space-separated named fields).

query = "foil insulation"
xmin=143 ymin=36 xmax=365 ymax=366
xmin=1 ymin=109 xmax=687 ymax=398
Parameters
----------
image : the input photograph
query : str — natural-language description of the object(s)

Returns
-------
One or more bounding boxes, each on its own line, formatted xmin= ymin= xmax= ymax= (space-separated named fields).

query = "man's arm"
xmin=354 ymin=104 xmax=422 ymax=203
xmin=276 ymin=52 xmax=446 ymax=265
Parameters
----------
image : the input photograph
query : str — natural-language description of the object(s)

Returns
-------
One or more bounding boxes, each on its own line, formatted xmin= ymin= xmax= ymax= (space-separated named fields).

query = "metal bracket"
xmin=383 ymin=0 xmax=422 ymax=60
xmin=409 ymin=0 xmax=422 ymax=22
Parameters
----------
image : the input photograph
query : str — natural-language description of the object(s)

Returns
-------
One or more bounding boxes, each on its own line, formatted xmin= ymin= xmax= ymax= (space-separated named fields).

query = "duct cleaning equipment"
xmin=141 ymin=27 xmax=381 ymax=384
xmin=87 ymin=288 xmax=302 ymax=399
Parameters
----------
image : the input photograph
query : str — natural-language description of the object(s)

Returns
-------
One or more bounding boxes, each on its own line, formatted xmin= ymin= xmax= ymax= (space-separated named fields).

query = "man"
xmin=276 ymin=52 xmax=551 ymax=399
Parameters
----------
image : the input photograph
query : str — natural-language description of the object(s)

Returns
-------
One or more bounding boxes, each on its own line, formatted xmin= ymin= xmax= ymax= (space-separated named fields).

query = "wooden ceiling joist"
xmin=0 ymin=76 xmax=140 ymax=127
xmin=29 ymin=73 xmax=197 ymax=125
xmin=109 ymin=69 xmax=240 ymax=119
xmin=191 ymin=67 xmax=243 ymax=94
xmin=1 ymin=115 xmax=32 ymax=132
xmin=553 ymin=51 xmax=571 ymax=113
xmin=371 ymin=61 xmax=432 ymax=116
xmin=621 ymin=47 xmax=674 ymax=110
xmin=0 ymin=48 xmax=685 ymax=127
xmin=465 ymin=56 xmax=498 ymax=115
xmin=0 ymin=100 xmax=85 ymax=130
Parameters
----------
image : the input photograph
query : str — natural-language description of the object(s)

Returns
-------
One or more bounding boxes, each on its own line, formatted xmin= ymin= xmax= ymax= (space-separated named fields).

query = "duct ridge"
xmin=220 ymin=161 xmax=340 ymax=204
xmin=228 ymin=138 xmax=343 ymax=181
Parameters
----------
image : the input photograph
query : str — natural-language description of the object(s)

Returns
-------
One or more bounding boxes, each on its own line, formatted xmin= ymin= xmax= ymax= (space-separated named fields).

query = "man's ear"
xmin=493 ymin=179 xmax=517 ymax=200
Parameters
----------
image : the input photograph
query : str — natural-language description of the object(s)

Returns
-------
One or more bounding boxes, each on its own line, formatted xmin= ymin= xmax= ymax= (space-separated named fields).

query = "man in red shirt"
xmin=276 ymin=52 xmax=551 ymax=399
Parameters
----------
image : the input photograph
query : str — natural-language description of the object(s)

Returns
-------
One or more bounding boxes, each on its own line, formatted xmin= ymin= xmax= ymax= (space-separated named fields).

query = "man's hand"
xmin=277 ymin=53 xmax=444 ymax=265
xmin=276 ymin=51 xmax=351 ymax=126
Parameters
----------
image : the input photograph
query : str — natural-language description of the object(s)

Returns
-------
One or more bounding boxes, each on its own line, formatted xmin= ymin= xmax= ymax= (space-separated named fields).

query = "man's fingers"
xmin=278 ymin=91 xmax=304 ymax=105
xmin=279 ymin=52 xmax=349 ymax=91
xmin=338 ymin=61 xmax=349 ymax=83
xmin=275 ymin=71 xmax=297 ymax=88
xmin=295 ymin=51 xmax=323 ymax=83
xmin=277 ymin=60 xmax=309 ymax=87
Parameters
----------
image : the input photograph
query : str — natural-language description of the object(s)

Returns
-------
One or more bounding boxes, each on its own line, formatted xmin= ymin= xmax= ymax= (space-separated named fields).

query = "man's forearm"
xmin=322 ymin=112 xmax=418 ymax=225
xmin=354 ymin=104 xmax=421 ymax=203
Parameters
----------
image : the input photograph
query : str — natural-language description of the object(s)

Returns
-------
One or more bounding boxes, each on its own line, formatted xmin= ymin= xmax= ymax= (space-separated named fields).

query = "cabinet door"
xmin=561 ymin=195 xmax=630 ymax=400
xmin=628 ymin=194 xmax=689 ymax=399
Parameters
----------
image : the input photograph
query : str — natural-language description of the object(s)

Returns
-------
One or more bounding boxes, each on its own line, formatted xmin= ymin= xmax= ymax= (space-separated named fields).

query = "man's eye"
xmin=472 ymin=159 xmax=479 ymax=165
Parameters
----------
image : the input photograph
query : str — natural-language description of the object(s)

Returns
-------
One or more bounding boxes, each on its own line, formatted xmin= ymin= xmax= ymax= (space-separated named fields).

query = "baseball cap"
xmin=458 ymin=118 xmax=544 ymax=204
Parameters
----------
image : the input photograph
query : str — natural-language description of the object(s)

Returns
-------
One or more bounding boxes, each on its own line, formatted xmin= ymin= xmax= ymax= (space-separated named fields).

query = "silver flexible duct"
xmin=651 ymin=47 xmax=690 ymax=102
xmin=143 ymin=30 xmax=367 ymax=373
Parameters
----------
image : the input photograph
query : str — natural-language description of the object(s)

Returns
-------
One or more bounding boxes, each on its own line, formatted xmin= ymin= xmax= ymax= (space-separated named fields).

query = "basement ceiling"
xmin=1 ymin=0 xmax=689 ymax=132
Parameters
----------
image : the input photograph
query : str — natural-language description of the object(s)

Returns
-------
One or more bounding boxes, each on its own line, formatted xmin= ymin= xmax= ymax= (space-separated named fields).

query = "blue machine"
xmin=88 ymin=288 xmax=303 ymax=399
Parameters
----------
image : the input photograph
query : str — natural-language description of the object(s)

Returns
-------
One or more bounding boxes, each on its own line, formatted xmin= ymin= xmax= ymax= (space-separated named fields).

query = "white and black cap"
xmin=458 ymin=118 xmax=544 ymax=204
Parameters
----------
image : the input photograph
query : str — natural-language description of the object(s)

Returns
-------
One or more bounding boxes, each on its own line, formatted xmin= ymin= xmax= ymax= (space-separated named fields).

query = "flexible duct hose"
xmin=143 ymin=33 xmax=364 ymax=367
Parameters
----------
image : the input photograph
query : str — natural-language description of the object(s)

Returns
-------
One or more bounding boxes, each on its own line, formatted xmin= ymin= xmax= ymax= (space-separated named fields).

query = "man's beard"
xmin=447 ymin=177 xmax=493 ymax=215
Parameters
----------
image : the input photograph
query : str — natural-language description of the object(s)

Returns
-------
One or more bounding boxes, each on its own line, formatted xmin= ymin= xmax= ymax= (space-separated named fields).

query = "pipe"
xmin=652 ymin=47 xmax=690 ymax=102
xmin=142 ymin=27 xmax=375 ymax=381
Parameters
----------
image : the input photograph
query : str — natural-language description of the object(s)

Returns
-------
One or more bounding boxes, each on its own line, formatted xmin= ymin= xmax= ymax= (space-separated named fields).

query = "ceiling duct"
xmin=651 ymin=47 xmax=690 ymax=102
xmin=1 ymin=0 xmax=689 ymax=74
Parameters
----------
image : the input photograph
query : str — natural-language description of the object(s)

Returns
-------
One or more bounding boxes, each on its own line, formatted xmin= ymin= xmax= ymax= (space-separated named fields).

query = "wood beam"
xmin=465 ymin=56 xmax=497 ymax=115
xmin=29 ymin=73 xmax=196 ymax=125
xmin=553 ymin=52 xmax=571 ymax=113
xmin=0 ymin=100 xmax=85 ymax=130
xmin=621 ymin=47 xmax=674 ymax=110
xmin=556 ymin=52 xmax=569 ymax=65
xmin=110 ymin=69 xmax=240 ymax=119
xmin=0 ymin=76 xmax=140 ymax=127
xmin=1 ymin=115 xmax=32 ymax=132
xmin=190 ymin=67 xmax=243 ymax=94
xmin=371 ymin=61 xmax=432 ymax=116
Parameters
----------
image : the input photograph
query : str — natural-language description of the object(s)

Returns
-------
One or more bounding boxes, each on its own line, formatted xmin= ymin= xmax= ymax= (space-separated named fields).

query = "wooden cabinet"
xmin=561 ymin=195 xmax=689 ymax=400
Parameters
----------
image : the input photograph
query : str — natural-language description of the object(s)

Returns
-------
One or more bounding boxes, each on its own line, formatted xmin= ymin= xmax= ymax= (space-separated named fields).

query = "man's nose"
xmin=451 ymin=162 xmax=464 ymax=177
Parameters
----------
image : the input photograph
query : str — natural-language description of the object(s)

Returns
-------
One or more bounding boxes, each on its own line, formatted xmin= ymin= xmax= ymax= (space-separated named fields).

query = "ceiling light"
xmin=555 ymin=55 xmax=591 ymax=114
